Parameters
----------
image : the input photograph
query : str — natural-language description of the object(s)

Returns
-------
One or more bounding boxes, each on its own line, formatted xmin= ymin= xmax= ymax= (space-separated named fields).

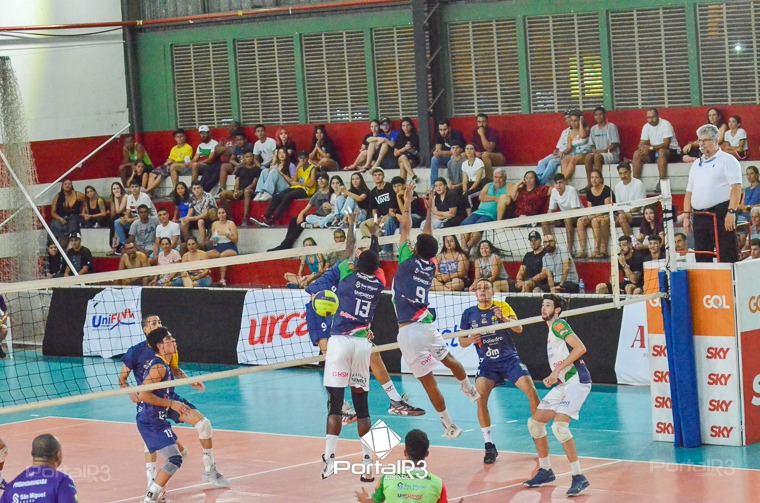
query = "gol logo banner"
xmin=688 ymin=269 xmax=735 ymax=337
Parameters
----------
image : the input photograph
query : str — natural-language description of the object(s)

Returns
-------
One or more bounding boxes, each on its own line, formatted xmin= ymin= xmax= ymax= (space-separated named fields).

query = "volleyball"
xmin=312 ymin=290 xmax=339 ymax=317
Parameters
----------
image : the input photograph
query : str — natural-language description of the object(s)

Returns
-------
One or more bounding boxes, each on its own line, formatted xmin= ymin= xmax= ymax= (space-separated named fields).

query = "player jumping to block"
xmin=321 ymin=220 xmax=386 ymax=481
xmin=306 ymin=210 xmax=425 ymax=422
xmin=394 ymin=182 xmax=479 ymax=439
xmin=119 ymin=315 xmax=228 ymax=493
xmin=523 ymin=294 xmax=591 ymax=497
xmin=458 ymin=279 xmax=539 ymax=464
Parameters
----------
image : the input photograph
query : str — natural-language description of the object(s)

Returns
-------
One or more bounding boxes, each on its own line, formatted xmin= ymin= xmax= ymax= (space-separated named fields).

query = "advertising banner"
xmin=82 ymin=287 xmax=144 ymax=358
xmin=733 ymin=259 xmax=760 ymax=445
xmin=614 ymin=302 xmax=650 ymax=385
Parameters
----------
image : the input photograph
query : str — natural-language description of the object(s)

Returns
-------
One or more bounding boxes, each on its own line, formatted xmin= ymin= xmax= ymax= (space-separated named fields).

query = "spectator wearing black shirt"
xmin=44 ymin=243 xmax=66 ymax=278
xmin=344 ymin=119 xmax=382 ymax=171
xmin=514 ymin=230 xmax=547 ymax=293
xmin=428 ymin=178 xmax=463 ymax=229
xmin=268 ymin=172 xmax=332 ymax=251
xmin=395 ymin=118 xmax=421 ymax=182
xmin=644 ymin=234 xmax=666 ymax=262
xmin=64 ymin=232 xmax=93 ymax=276
xmin=340 ymin=172 xmax=371 ymax=221
xmin=382 ymin=177 xmax=427 ymax=253
xmin=219 ymin=133 xmax=255 ymax=194
xmin=360 ymin=168 xmax=396 ymax=238
xmin=373 ymin=117 xmax=401 ymax=171
xmin=596 ymin=235 xmax=646 ymax=295
xmin=276 ymin=127 xmax=298 ymax=165
xmin=309 ymin=125 xmax=340 ymax=171
xmin=431 ymin=119 xmax=466 ymax=183
xmin=472 ymin=113 xmax=506 ymax=178
xmin=220 ymin=152 xmax=261 ymax=226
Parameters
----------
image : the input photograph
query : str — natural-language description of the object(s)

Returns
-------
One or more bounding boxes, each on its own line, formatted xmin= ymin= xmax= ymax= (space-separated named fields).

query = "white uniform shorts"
xmin=397 ymin=322 xmax=450 ymax=378
xmin=323 ymin=335 xmax=372 ymax=391
xmin=537 ymin=378 xmax=591 ymax=420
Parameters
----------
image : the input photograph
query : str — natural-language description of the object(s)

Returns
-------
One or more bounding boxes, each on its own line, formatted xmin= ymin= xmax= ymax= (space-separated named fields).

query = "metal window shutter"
xmin=526 ymin=13 xmax=603 ymax=113
xmin=172 ymin=42 xmax=232 ymax=128
xmin=373 ymin=26 xmax=429 ymax=119
xmin=609 ymin=7 xmax=690 ymax=109
xmin=448 ymin=19 xmax=521 ymax=116
xmin=698 ymin=1 xmax=760 ymax=105
xmin=236 ymin=37 xmax=300 ymax=125
xmin=302 ymin=31 xmax=369 ymax=123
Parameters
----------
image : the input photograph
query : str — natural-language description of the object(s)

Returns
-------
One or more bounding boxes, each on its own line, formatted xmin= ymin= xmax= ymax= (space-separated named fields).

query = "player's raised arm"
xmin=398 ymin=180 xmax=416 ymax=245
xmin=343 ymin=208 xmax=358 ymax=260
xmin=422 ymin=189 xmax=434 ymax=236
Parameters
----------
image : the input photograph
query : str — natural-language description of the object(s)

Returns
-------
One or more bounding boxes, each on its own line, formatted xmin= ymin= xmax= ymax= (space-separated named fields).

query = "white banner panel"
xmin=732 ymin=259 xmax=760 ymax=444
xmin=236 ymin=288 xmax=321 ymax=365
xmin=648 ymin=331 xmax=674 ymax=442
xmin=615 ymin=302 xmax=650 ymax=385
xmin=82 ymin=287 xmax=144 ymax=358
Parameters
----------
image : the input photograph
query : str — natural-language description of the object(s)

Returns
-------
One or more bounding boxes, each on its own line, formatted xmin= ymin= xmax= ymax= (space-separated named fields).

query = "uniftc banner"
xmin=236 ymin=288 xmax=321 ymax=365
xmin=82 ymin=287 xmax=144 ymax=358
xmin=733 ymin=259 xmax=760 ymax=445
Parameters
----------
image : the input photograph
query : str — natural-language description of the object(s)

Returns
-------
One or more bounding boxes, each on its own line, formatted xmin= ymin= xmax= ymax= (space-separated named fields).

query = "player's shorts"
xmin=137 ymin=416 xmax=178 ymax=453
xmin=477 ymin=355 xmax=531 ymax=385
xmin=537 ymin=378 xmax=591 ymax=420
xmin=166 ymin=394 xmax=197 ymax=424
xmin=323 ymin=335 xmax=372 ymax=391
xmin=305 ymin=302 xmax=331 ymax=346
xmin=397 ymin=322 xmax=450 ymax=378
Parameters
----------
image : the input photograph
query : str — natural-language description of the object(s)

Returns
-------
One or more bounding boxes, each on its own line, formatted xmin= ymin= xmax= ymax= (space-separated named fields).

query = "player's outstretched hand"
xmin=355 ymin=487 xmax=372 ymax=503
xmin=191 ymin=382 xmax=206 ymax=393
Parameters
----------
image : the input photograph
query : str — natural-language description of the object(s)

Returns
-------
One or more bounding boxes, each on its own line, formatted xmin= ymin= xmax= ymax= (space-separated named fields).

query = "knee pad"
xmin=351 ymin=391 xmax=369 ymax=419
xmin=159 ymin=445 xmax=182 ymax=475
xmin=195 ymin=417 xmax=213 ymax=440
xmin=527 ymin=417 xmax=548 ymax=439
xmin=552 ymin=421 xmax=573 ymax=444
xmin=0 ymin=441 xmax=7 ymax=462
xmin=326 ymin=387 xmax=344 ymax=416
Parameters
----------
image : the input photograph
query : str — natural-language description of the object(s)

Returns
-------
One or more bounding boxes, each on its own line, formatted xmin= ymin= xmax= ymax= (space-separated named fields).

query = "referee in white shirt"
xmin=682 ymin=124 xmax=742 ymax=263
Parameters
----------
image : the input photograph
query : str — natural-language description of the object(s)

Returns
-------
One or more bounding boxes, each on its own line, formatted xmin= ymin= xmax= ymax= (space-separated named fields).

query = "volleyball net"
xmin=0 ymin=192 xmax=674 ymax=415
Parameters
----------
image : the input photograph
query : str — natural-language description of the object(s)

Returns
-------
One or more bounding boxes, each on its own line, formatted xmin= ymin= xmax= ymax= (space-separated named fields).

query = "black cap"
xmin=379 ymin=116 xmax=391 ymax=125
xmin=69 ymin=232 xmax=81 ymax=240
xmin=528 ymin=230 xmax=541 ymax=241
xmin=298 ymin=150 xmax=309 ymax=158
xmin=390 ymin=176 xmax=406 ymax=186
xmin=172 ymin=128 xmax=185 ymax=136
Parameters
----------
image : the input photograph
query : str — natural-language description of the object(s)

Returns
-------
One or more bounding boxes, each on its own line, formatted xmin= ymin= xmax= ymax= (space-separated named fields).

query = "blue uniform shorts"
xmin=305 ymin=302 xmax=332 ymax=347
xmin=137 ymin=415 xmax=178 ymax=453
xmin=477 ymin=355 xmax=531 ymax=386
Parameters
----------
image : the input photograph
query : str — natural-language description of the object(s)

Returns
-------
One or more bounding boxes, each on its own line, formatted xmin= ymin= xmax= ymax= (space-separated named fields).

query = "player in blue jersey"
xmin=394 ymin=181 xmax=479 ymax=439
xmin=321 ymin=224 xmax=386 ymax=481
xmin=459 ymin=279 xmax=539 ymax=464
xmin=523 ymin=294 xmax=591 ymax=497
xmin=119 ymin=315 xmax=228 ymax=494
xmin=0 ymin=434 xmax=78 ymax=503
xmin=305 ymin=211 xmax=424 ymax=420
xmin=0 ymin=437 xmax=6 ymax=491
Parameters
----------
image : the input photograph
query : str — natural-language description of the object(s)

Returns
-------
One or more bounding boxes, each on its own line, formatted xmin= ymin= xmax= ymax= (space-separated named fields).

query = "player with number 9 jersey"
xmin=393 ymin=241 xmax=436 ymax=324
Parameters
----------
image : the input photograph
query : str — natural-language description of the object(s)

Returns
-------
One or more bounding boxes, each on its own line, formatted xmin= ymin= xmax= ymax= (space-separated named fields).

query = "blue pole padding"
xmin=660 ymin=269 xmax=701 ymax=448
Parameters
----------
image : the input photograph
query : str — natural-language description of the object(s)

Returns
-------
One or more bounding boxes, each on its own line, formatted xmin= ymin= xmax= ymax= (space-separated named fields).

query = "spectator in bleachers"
xmin=126 ymin=161 xmax=149 ymax=193
xmin=633 ymin=108 xmax=681 ymax=193
xmin=446 ymin=142 xmax=465 ymax=193
xmin=382 ymin=177 xmax=426 ymax=254
xmin=80 ymin=185 xmax=108 ymax=229
xmin=219 ymin=133 xmax=254 ymax=194
xmin=471 ymin=239 xmax=512 ymax=293
xmin=722 ymin=115 xmax=748 ymax=160
xmin=49 ymin=179 xmax=85 ymax=249
xmin=116 ymin=242 xmax=150 ymax=285
xmin=395 ymin=117 xmax=421 ymax=182
xmin=44 ymin=243 xmax=66 ymax=278
xmin=636 ymin=204 xmax=664 ymax=251
xmin=151 ymin=237 xmax=182 ymax=286
xmin=119 ymin=135 xmax=153 ymax=188
xmin=595 ymin=235 xmax=645 ymax=295
xmin=367 ymin=116 xmax=400 ymax=172
xmin=683 ymin=108 xmax=727 ymax=162
xmin=674 ymin=231 xmax=696 ymax=265
xmin=221 ymin=152 xmax=260 ymax=227
xmin=267 ymin=172 xmax=332 ymax=251
xmin=285 ymin=238 xmax=325 ymax=288
xmin=536 ymin=110 xmax=572 ymax=185
xmin=255 ymin=148 xmax=317 ymax=227
xmin=172 ymin=181 xmax=191 ymax=222
xmin=303 ymin=173 xmax=343 ymax=228
xmin=360 ymin=168 xmax=396 ymax=238
xmin=514 ymin=230 xmax=547 ymax=293
xmin=472 ymin=113 xmax=506 ymax=178
xmin=276 ymin=126 xmax=298 ymax=164
xmin=153 ymin=208 xmax=181 ymax=259
xmin=115 ymin=180 xmax=157 ymax=253
xmin=324 ymin=229 xmax=347 ymax=268
xmin=205 ymin=207 xmax=238 ymax=287
xmin=64 ymin=232 xmax=93 ymax=276
xmin=253 ymin=146 xmax=297 ymax=202
xmin=189 ymin=125 xmax=220 ymax=194
xmin=128 ymin=204 xmax=158 ymax=258
xmin=162 ymin=129 xmax=194 ymax=190
xmin=742 ymin=207 xmax=760 ymax=254
xmin=582 ymin=106 xmax=620 ymax=193
xmin=504 ymin=171 xmax=552 ymax=237
xmin=613 ymin=161 xmax=646 ymax=239
xmin=344 ymin=119 xmax=382 ymax=171
xmin=253 ymin=124 xmax=278 ymax=169
xmin=340 ymin=172 xmax=371 ymax=222
xmin=460 ymin=168 xmax=508 ymax=255
xmin=738 ymin=165 xmax=760 ymax=248
xmin=309 ymin=125 xmax=340 ymax=171
xmin=108 ymin=182 xmax=127 ymax=255
xmin=576 ymin=170 xmax=613 ymax=258
xmin=560 ymin=111 xmax=592 ymax=182
xmin=744 ymin=238 xmax=760 ymax=261
xmin=462 ymin=143 xmax=488 ymax=212
xmin=548 ymin=173 xmax=582 ymax=256
xmin=214 ymin=120 xmax=246 ymax=166
xmin=540 ymin=234 xmax=580 ymax=294
xmin=173 ymin=236 xmax=211 ymax=287
xmin=643 ymin=234 xmax=665 ymax=263
xmin=431 ymin=235 xmax=469 ymax=292
xmin=428 ymin=178 xmax=463 ymax=229
xmin=430 ymin=118 xmax=466 ymax=182
xmin=180 ymin=180 xmax=216 ymax=247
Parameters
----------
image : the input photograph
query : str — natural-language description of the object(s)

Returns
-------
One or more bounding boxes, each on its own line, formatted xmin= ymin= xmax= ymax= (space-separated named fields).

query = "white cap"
xmin=198 ymin=125 xmax=210 ymax=133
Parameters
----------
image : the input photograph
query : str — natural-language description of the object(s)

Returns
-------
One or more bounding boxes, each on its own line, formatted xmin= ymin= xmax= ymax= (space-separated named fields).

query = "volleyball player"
xmin=0 ymin=436 xmax=6 ymax=491
xmin=119 ymin=315 xmax=228 ymax=491
xmin=459 ymin=279 xmax=539 ymax=464
xmin=321 ymin=217 xmax=386 ymax=481
xmin=394 ymin=182 xmax=479 ymax=439
xmin=523 ymin=294 xmax=591 ymax=497
xmin=305 ymin=210 xmax=424 ymax=421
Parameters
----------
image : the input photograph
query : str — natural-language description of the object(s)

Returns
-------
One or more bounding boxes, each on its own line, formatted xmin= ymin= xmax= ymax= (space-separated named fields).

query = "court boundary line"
xmin=0 ymin=416 xmax=48 ymax=427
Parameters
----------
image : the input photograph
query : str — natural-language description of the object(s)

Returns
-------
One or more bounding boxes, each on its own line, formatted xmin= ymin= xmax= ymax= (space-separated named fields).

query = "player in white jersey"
xmin=523 ymin=294 xmax=591 ymax=497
